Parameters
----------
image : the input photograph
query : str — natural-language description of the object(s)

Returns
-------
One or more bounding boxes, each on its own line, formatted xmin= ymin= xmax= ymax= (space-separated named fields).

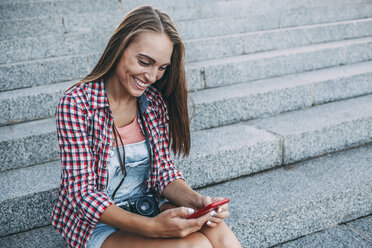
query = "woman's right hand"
xmin=145 ymin=207 xmax=212 ymax=238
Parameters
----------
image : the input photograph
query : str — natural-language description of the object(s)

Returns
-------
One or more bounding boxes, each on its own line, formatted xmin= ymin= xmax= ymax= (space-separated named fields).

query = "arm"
xmin=56 ymin=95 xmax=114 ymax=227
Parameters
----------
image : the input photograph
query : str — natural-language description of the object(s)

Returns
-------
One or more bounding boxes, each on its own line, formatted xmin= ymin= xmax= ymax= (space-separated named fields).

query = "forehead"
xmin=127 ymin=31 xmax=173 ymax=64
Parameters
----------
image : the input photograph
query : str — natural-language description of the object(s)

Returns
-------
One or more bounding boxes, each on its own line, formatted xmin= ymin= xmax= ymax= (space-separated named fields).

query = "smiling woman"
xmin=52 ymin=5 xmax=241 ymax=248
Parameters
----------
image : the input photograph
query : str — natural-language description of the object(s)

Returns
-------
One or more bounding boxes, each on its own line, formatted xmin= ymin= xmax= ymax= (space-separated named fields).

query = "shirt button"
xmin=109 ymin=150 xmax=114 ymax=157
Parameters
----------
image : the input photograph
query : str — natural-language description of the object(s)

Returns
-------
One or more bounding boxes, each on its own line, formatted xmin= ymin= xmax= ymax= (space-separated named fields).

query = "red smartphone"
xmin=186 ymin=198 xmax=230 ymax=219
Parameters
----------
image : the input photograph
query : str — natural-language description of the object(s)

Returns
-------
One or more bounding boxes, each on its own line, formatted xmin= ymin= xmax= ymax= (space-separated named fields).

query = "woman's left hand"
xmin=194 ymin=195 xmax=229 ymax=228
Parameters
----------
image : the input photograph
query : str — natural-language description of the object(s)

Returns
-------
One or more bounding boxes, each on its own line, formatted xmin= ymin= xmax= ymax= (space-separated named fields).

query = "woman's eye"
xmin=138 ymin=59 xmax=150 ymax=66
xmin=159 ymin=66 xmax=167 ymax=71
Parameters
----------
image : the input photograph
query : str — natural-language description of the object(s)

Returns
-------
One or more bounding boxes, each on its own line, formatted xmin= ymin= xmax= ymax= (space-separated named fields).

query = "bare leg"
xmin=200 ymin=221 xmax=242 ymax=248
xmin=102 ymin=230 xmax=213 ymax=248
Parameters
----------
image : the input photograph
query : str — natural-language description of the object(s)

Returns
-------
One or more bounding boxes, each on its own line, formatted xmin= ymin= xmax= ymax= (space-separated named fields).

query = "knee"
xmin=190 ymin=236 xmax=213 ymax=248
xmin=204 ymin=222 xmax=242 ymax=248
xmin=183 ymin=233 xmax=213 ymax=248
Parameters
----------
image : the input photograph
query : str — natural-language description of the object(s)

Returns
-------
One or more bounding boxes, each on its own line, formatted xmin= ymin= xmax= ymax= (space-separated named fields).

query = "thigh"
xmin=200 ymin=221 xmax=242 ymax=248
xmin=101 ymin=230 xmax=212 ymax=248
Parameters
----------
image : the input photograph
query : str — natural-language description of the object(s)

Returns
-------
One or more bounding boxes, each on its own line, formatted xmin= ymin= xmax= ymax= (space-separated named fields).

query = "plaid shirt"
xmin=51 ymin=79 xmax=184 ymax=247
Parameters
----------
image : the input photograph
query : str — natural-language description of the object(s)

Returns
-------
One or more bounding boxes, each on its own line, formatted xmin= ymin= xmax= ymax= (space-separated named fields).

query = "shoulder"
xmin=58 ymin=80 xmax=101 ymax=113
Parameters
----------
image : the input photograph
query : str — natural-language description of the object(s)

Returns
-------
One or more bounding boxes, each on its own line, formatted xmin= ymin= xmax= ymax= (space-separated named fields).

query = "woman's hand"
xmin=194 ymin=195 xmax=229 ymax=228
xmin=146 ymin=206 xmax=212 ymax=238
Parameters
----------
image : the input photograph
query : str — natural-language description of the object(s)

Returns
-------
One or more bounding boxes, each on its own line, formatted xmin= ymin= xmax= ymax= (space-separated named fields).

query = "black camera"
xmin=117 ymin=191 xmax=160 ymax=217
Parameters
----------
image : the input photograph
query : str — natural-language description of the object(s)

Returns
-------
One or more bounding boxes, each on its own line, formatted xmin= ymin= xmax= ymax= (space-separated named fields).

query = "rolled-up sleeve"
xmin=56 ymin=95 xmax=114 ymax=226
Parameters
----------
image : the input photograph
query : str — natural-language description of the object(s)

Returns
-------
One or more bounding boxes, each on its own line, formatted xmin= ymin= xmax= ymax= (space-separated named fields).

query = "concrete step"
xmin=249 ymin=94 xmax=372 ymax=164
xmin=2 ymin=60 xmax=371 ymax=128
xmin=0 ymin=118 xmax=59 ymax=172
xmin=2 ymin=0 xmax=369 ymax=21
xmin=191 ymin=36 xmax=372 ymax=89
xmin=2 ymin=36 xmax=371 ymax=92
xmin=1 ymin=2 xmax=371 ymax=40
xmin=2 ymin=215 xmax=371 ymax=248
xmin=197 ymin=144 xmax=372 ymax=247
xmin=1 ymin=143 xmax=371 ymax=247
xmin=0 ymin=0 xmax=120 ymax=20
xmin=276 ymin=215 xmax=372 ymax=248
xmin=0 ymin=80 xmax=72 ymax=126
xmin=0 ymin=123 xmax=281 ymax=236
xmin=190 ymin=61 xmax=372 ymax=131
xmin=0 ymin=0 xmax=269 ymax=22
xmin=2 ymin=18 xmax=372 ymax=65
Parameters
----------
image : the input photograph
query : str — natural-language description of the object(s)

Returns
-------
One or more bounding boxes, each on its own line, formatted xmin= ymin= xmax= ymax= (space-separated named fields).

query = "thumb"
xmin=169 ymin=207 xmax=195 ymax=218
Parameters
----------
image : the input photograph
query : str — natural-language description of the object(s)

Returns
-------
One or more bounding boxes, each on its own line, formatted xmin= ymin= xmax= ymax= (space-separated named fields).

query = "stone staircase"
xmin=1 ymin=0 xmax=372 ymax=247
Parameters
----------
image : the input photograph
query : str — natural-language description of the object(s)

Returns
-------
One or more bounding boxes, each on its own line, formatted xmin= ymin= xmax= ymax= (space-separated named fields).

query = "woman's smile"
xmin=132 ymin=75 xmax=148 ymax=89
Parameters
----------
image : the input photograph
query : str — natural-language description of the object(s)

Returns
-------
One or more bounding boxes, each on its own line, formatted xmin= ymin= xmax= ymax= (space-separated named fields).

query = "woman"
xmin=52 ymin=6 xmax=241 ymax=248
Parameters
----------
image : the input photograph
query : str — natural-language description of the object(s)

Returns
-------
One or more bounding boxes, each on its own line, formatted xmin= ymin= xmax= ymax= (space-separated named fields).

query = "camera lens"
xmin=140 ymin=201 xmax=151 ymax=211
xmin=136 ymin=196 xmax=156 ymax=216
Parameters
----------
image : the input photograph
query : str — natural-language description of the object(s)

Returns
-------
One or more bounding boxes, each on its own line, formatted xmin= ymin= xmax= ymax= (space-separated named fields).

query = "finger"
xmin=195 ymin=210 xmax=213 ymax=225
xmin=209 ymin=216 xmax=224 ymax=224
xmin=206 ymin=220 xmax=218 ymax=228
xmin=214 ymin=210 xmax=229 ymax=220
xmin=217 ymin=203 xmax=229 ymax=212
xmin=211 ymin=196 xmax=224 ymax=203
xmin=169 ymin=207 xmax=195 ymax=218
xmin=202 ymin=196 xmax=213 ymax=206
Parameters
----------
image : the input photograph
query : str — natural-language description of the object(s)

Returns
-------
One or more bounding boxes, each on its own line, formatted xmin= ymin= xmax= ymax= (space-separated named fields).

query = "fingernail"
xmin=211 ymin=210 xmax=217 ymax=216
xmin=187 ymin=208 xmax=194 ymax=214
xmin=207 ymin=221 xmax=212 ymax=225
xmin=218 ymin=208 xmax=222 ymax=213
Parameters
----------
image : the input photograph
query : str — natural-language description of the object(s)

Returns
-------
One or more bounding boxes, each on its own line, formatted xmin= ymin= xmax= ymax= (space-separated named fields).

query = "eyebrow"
xmin=138 ymin=53 xmax=170 ymax=66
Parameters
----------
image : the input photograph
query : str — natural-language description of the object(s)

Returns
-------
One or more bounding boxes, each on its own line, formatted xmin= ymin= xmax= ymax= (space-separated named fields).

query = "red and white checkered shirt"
xmin=51 ymin=79 xmax=184 ymax=247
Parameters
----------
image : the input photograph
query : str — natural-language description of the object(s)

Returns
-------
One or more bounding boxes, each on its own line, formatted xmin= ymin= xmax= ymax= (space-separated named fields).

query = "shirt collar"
xmin=88 ymin=79 xmax=110 ymax=109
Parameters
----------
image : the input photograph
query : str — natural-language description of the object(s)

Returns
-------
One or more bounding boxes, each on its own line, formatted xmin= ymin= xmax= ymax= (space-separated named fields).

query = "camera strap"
xmin=111 ymin=98 xmax=153 ymax=200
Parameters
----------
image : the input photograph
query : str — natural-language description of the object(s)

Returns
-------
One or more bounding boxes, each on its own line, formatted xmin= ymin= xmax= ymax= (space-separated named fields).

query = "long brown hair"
xmin=77 ymin=6 xmax=190 ymax=156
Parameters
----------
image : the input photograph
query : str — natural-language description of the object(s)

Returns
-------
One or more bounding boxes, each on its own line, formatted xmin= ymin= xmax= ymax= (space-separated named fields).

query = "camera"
xmin=117 ymin=191 xmax=160 ymax=217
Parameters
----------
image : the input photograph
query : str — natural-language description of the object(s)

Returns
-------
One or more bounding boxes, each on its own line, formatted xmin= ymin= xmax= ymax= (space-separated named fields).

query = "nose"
xmin=144 ymin=67 xmax=158 ymax=84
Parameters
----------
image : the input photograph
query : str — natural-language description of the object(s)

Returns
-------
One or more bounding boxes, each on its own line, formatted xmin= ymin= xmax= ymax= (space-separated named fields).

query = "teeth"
xmin=133 ymin=76 xmax=146 ymax=87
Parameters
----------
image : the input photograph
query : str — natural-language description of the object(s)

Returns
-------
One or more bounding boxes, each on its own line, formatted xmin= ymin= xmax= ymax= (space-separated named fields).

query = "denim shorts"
xmin=86 ymin=222 xmax=117 ymax=248
xmin=86 ymin=141 xmax=149 ymax=248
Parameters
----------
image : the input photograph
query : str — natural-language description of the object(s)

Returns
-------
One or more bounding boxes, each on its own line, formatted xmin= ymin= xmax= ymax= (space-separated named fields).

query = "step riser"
xmin=2 ymin=38 xmax=371 ymax=92
xmin=2 ymin=18 xmax=372 ymax=65
xmin=0 ymin=0 xmax=120 ymax=20
xmin=0 ymin=16 xmax=65 ymax=40
xmin=0 ymin=57 xmax=88 ymax=92
xmin=0 ymin=190 xmax=58 ymax=237
xmin=0 ymin=81 xmax=71 ymax=126
xmin=0 ymin=119 xmax=58 ymax=172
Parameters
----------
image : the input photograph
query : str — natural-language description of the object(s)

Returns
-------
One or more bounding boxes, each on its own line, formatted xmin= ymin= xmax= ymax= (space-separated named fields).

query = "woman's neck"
xmin=105 ymin=75 xmax=136 ymax=107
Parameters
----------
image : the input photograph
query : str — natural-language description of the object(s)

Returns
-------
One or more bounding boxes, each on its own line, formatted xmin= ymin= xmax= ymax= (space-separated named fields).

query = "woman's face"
xmin=113 ymin=31 xmax=174 ymax=98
